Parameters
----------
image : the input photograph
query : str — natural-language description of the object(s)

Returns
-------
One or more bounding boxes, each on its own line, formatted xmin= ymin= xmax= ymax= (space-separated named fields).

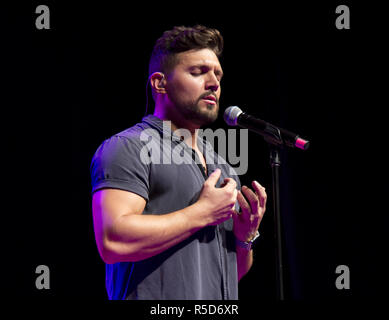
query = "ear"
xmin=150 ymin=72 xmax=167 ymax=94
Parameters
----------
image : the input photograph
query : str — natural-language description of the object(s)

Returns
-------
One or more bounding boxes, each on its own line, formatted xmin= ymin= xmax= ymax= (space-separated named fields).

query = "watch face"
xmin=251 ymin=231 xmax=260 ymax=243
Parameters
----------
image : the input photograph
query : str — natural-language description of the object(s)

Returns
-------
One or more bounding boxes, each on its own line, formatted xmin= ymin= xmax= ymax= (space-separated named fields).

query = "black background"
xmin=2 ymin=0 xmax=387 ymax=307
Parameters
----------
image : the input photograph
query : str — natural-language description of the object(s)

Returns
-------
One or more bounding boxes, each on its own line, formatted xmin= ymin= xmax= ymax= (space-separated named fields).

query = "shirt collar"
xmin=141 ymin=115 xmax=223 ymax=174
xmin=142 ymin=115 xmax=180 ymax=142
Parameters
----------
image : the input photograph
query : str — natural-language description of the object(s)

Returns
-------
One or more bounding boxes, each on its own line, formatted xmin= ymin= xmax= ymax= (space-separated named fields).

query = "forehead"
xmin=175 ymin=48 xmax=222 ymax=70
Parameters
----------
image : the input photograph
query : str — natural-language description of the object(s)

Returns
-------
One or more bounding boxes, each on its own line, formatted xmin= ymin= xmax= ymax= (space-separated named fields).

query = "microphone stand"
xmin=224 ymin=107 xmax=310 ymax=300
xmin=269 ymin=145 xmax=284 ymax=300
xmin=261 ymin=122 xmax=308 ymax=300
xmin=263 ymin=126 xmax=285 ymax=301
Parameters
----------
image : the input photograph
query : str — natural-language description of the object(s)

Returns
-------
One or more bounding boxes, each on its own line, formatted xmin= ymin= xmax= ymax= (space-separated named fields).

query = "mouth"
xmin=201 ymin=94 xmax=217 ymax=105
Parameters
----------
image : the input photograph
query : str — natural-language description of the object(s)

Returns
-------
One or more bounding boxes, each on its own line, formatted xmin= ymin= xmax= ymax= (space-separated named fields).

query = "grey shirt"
xmin=90 ymin=115 xmax=240 ymax=300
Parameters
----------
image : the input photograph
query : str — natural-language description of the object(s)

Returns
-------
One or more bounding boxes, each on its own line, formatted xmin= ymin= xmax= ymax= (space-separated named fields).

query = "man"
xmin=90 ymin=25 xmax=267 ymax=300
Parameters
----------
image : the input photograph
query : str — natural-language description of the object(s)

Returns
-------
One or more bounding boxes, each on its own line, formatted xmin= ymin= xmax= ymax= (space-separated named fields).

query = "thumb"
xmin=206 ymin=168 xmax=222 ymax=186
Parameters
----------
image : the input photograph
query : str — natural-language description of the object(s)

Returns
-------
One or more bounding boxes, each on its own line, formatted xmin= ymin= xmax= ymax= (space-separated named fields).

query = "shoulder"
xmin=94 ymin=121 xmax=159 ymax=156
xmin=90 ymin=122 xmax=154 ymax=197
xmin=91 ymin=121 xmax=156 ymax=174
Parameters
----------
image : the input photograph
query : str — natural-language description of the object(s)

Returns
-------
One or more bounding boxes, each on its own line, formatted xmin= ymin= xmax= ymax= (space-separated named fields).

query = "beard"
xmin=174 ymin=92 xmax=219 ymax=126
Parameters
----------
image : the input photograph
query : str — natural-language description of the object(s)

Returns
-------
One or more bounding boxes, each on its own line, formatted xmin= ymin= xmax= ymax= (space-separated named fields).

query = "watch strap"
xmin=235 ymin=231 xmax=260 ymax=250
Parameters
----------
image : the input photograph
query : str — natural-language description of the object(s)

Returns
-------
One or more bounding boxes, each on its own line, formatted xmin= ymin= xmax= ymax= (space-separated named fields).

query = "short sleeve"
xmin=90 ymin=135 xmax=150 ymax=201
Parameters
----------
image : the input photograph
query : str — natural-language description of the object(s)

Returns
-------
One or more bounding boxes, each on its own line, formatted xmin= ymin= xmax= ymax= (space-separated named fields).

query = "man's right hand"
xmin=92 ymin=168 xmax=238 ymax=263
xmin=195 ymin=168 xmax=238 ymax=226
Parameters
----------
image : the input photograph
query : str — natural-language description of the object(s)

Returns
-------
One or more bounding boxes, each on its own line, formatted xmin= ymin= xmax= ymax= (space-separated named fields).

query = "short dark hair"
xmin=148 ymin=25 xmax=224 ymax=77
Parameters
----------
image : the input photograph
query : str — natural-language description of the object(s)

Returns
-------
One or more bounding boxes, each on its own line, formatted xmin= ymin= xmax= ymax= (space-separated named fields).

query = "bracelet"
xmin=235 ymin=231 xmax=260 ymax=251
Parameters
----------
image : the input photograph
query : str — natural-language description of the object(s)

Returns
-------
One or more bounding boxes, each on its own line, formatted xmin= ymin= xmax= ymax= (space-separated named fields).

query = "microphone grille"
xmin=224 ymin=106 xmax=243 ymax=126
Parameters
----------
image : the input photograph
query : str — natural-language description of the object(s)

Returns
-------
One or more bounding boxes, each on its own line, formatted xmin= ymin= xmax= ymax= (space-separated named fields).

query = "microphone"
xmin=224 ymin=106 xmax=310 ymax=150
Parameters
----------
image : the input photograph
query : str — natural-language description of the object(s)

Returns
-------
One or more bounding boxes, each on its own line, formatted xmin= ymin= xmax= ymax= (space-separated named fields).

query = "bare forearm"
xmin=96 ymin=169 xmax=238 ymax=264
xmin=104 ymin=203 xmax=206 ymax=263
xmin=236 ymin=246 xmax=253 ymax=281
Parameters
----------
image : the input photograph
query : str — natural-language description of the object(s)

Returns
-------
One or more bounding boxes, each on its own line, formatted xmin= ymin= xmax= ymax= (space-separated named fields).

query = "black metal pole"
xmin=269 ymin=146 xmax=284 ymax=300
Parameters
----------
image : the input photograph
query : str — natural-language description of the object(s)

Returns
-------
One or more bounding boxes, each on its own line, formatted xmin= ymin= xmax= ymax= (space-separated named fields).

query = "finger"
xmin=219 ymin=178 xmax=231 ymax=188
xmin=205 ymin=168 xmax=221 ymax=187
xmin=252 ymin=181 xmax=267 ymax=209
xmin=233 ymin=188 xmax=238 ymax=200
xmin=237 ymin=189 xmax=251 ymax=218
xmin=241 ymin=185 xmax=260 ymax=215
xmin=221 ymin=178 xmax=237 ymax=190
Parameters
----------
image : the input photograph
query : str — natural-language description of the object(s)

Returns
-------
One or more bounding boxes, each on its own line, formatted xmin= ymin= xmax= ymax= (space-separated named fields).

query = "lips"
xmin=202 ymin=94 xmax=217 ymax=104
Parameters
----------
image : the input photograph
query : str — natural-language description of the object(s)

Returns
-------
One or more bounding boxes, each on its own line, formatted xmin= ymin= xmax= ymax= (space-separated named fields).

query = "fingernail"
xmin=255 ymin=181 xmax=264 ymax=189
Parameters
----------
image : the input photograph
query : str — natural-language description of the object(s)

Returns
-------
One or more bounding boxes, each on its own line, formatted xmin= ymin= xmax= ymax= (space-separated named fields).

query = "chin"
xmin=198 ymin=109 xmax=219 ymax=125
xmin=179 ymin=102 xmax=219 ymax=126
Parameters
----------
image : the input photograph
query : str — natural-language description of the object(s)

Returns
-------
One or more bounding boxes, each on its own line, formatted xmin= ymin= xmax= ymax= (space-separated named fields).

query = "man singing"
xmin=90 ymin=25 xmax=267 ymax=300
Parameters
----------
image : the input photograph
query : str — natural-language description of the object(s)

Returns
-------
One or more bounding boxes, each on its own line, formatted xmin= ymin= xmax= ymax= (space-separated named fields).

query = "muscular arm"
xmin=92 ymin=188 xmax=206 ymax=263
xmin=92 ymin=169 xmax=237 ymax=264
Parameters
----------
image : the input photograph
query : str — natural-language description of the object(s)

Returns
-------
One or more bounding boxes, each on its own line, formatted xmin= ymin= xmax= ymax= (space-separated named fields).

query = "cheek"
xmin=217 ymin=87 xmax=221 ymax=98
xmin=170 ymin=75 xmax=203 ymax=99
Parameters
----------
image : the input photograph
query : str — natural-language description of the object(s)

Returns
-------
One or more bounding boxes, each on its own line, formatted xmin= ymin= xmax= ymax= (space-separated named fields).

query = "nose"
xmin=205 ymin=73 xmax=220 ymax=92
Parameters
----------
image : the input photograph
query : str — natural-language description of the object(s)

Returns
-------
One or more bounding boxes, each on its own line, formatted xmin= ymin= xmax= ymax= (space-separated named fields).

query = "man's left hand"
xmin=233 ymin=181 xmax=267 ymax=242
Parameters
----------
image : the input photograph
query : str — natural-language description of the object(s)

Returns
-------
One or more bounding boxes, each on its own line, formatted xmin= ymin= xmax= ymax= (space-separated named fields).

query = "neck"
xmin=154 ymin=104 xmax=201 ymax=151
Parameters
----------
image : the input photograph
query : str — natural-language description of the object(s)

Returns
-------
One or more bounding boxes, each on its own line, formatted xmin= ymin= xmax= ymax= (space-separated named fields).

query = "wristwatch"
xmin=235 ymin=231 xmax=260 ymax=250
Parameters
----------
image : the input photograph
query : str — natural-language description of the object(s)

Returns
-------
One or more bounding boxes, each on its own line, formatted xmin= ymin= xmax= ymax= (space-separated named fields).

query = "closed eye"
xmin=190 ymin=67 xmax=223 ymax=81
xmin=191 ymin=71 xmax=203 ymax=76
xmin=190 ymin=67 xmax=207 ymax=76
